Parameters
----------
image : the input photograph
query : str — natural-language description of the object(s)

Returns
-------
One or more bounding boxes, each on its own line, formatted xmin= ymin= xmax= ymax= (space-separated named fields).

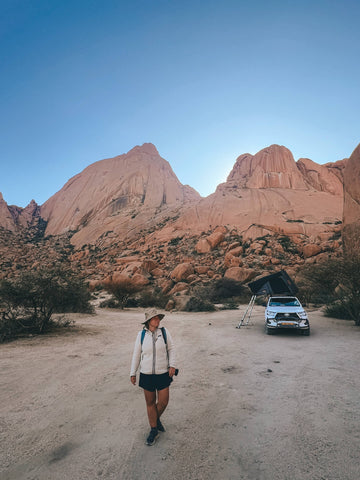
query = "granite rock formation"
xmin=170 ymin=145 xmax=344 ymax=243
xmin=41 ymin=143 xmax=200 ymax=247
xmin=1 ymin=142 xmax=357 ymax=299
xmin=343 ymin=143 xmax=360 ymax=253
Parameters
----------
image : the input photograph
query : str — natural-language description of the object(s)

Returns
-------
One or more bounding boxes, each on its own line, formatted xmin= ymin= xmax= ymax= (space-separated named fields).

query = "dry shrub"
xmin=102 ymin=277 xmax=141 ymax=309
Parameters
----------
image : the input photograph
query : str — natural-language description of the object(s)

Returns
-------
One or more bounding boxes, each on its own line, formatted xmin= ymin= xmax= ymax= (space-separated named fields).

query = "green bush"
xmin=99 ymin=298 xmax=122 ymax=309
xmin=297 ymin=254 xmax=360 ymax=325
xmin=219 ymin=301 xmax=239 ymax=310
xmin=184 ymin=297 xmax=216 ymax=312
xmin=136 ymin=287 xmax=169 ymax=309
xmin=102 ymin=277 xmax=140 ymax=309
xmin=0 ymin=267 xmax=93 ymax=342
xmin=324 ymin=302 xmax=352 ymax=320
xmin=207 ymin=277 xmax=248 ymax=303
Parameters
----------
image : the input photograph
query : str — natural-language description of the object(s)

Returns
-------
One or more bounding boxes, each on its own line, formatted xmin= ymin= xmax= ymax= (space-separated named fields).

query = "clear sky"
xmin=1 ymin=0 xmax=359 ymax=207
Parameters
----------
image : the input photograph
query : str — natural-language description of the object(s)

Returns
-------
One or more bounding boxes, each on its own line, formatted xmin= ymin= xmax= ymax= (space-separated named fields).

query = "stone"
xmin=224 ymin=267 xmax=256 ymax=283
xmin=169 ymin=282 xmax=189 ymax=295
xmin=195 ymin=266 xmax=210 ymax=274
xmin=158 ymin=279 xmax=174 ymax=294
xmin=195 ymin=238 xmax=211 ymax=254
xmin=302 ymin=244 xmax=322 ymax=258
xmin=228 ymin=246 xmax=243 ymax=256
xmin=151 ymin=268 xmax=165 ymax=278
xmin=131 ymin=274 xmax=150 ymax=287
xmin=207 ymin=231 xmax=225 ymax=249
xmin=170 ymin=263 xmax=194 ymax=282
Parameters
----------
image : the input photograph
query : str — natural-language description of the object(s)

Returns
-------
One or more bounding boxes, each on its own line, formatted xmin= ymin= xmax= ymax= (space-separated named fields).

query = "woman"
xmin=130 ymin=308 xmax=176 ymax=446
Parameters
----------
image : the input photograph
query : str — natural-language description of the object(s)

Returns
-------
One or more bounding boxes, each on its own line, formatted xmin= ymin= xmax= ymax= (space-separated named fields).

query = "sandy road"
xmin=0 ymin=307 xmax=359 ymax=480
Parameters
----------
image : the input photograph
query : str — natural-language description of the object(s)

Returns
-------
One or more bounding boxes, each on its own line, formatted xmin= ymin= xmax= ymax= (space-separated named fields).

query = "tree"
xmin=102 ymin=276 xmax=141 ymax=309
xmin=298 ymin=254 xmax=360 ymax=325
xmin=0 ymin=267 xmax=93 ymax=341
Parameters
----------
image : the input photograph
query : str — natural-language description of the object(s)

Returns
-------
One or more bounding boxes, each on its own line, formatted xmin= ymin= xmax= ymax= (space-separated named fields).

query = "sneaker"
xmin=145 ymin=427 xmax=159 ymax=446
xmin=157 ymin=419 xmax=165 ymax=432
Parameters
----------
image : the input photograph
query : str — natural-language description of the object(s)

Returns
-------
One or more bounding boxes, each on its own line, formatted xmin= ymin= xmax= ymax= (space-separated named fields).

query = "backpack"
xmin=141 ymin=326 xmax=167 ymax=346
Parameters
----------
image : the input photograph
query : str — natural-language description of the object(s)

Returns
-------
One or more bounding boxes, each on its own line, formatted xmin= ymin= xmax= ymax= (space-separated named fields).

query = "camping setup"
xmin=248 ymin=270 xmax=298 ymax=296
xmin=236 ymin=270 xmax=298 ymax=328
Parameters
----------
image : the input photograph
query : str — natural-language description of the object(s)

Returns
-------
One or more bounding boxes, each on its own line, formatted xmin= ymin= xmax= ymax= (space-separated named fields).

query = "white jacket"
xmin=130 ymin=327 xmax=176 ymax=376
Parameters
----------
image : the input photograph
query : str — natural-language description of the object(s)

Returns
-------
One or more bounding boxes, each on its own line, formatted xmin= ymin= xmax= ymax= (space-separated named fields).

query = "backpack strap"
xmin=141 ymin=327 xmax=169 ymax=366
xmin=161 ymin=326 xmax=167 ymax=345
xmin=161 ymin=327 xmax=169 ymax=367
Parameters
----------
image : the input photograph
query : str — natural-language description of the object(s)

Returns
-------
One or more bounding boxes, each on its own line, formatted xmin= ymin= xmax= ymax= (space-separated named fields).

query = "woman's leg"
xmin=144 ymin=389 xmax=158 ymax=428
xmin=156 ymin=387 xmax=169 ymax=419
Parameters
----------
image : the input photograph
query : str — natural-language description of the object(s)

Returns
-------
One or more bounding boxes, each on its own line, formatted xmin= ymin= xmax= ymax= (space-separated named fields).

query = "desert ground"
xmin=0 ymin=306 xmax=359 ymax=480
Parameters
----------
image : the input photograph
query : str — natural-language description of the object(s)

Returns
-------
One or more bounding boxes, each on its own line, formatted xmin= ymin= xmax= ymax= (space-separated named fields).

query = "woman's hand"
xmin=168 ymin=367 xmax=176 ymax=377
xmin=130 ymin=375 xmax=136 ymax=385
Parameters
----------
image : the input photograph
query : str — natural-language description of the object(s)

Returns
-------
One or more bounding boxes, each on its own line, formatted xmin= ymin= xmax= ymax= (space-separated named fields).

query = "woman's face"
xmin=149 ymin=315 xmax=161 ymax=330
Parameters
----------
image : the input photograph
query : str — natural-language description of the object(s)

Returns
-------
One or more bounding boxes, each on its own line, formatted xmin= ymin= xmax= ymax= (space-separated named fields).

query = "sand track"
xmin=1 ymin=308 xmax=359 ymax=479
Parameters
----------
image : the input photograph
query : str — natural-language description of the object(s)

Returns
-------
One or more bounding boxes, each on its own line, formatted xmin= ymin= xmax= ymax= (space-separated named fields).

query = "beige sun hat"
xmin=142 ymin=308 xmax=165 ymax=324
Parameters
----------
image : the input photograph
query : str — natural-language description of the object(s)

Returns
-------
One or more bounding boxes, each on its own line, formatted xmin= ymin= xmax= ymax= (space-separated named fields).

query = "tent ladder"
xmin=236 ymin=295 xmax=256 ymax=328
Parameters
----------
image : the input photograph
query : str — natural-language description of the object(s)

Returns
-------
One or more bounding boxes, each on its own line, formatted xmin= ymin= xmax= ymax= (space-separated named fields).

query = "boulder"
xmin=196 ymin=238 xmax=211 ymax=254
xmin=158 ymin=278 xmax=174 ymax=294
xmin=224 ymin=267 xmax=256 ymax=283
xmin=170 ymin=263 xmax=194 ymax=282
xmin=165 ymin=299 xmax=175 ymax=311
xmin=141 ymin=259 xmax=158 ymax=273
xmin=169 ymin=282 xmax=189 ymax=295
xmin=228 ymin=246 xmax=243 ymax=256
xmin=151 ymin=268 xmax=165 ymax=278
xmin=195 ymin=265 xmax=210 ymax=274
xmin=111 ymin=272 xmax=131 ymax=283
xmin=207 ymin=231 xmax=225 ymax=249
xmin=302 ymin=244 xmax=322 ymax=258
xmin=131 ymin=274 xmax=150 ymax=287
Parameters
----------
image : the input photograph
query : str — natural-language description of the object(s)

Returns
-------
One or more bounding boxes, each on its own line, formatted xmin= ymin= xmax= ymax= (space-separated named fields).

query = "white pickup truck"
xmin=265 ymin=296 xmax=310 ymax=335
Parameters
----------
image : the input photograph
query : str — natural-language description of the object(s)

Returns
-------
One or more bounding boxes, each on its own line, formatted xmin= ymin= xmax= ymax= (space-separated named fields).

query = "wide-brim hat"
xmin=142 ymin=308 xmax=165 ymax=324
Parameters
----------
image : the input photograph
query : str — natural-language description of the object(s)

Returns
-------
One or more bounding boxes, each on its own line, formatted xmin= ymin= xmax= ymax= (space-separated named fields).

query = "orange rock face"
xmin=1 ymin=142 xmax=355 ymax=275
xmin=174 ymin=144 xmax=344 ymax=242
xmin=343 ymin=143 xmax=360 ymax=252
xmin=40 ymin=143 xmax=200 ymax=247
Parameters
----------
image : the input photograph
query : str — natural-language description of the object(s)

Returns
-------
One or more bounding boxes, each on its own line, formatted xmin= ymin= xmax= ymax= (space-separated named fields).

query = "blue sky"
xmin=1 ymin=0 xmax=359 ymax=207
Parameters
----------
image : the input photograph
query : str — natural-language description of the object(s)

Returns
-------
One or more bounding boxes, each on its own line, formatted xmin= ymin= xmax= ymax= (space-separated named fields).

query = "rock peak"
xmin=227 ymin=144 xmax=306 ymax=189
xmin=127 ymin=143 xmax=159 ymax=156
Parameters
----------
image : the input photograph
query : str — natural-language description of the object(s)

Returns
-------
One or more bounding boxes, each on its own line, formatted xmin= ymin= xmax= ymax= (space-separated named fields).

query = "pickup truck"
xmin=265 ymin=296 xmax=310 ymax=335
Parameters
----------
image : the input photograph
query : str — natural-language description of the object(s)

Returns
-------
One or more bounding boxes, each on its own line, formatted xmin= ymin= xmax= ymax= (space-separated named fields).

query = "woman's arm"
xmin=130 ymin=332 xmax=141 ymax=378
xmin=165 ymin=328 xmax=176 ymax=371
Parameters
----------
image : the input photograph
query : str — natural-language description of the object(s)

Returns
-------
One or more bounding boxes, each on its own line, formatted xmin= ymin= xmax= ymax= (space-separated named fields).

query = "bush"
xmin=219 ymin=301 xmax=239 ymax=310
xmin=99 ymin=298 xmax=122 ymax=309
xmin=102 ymin=277 xmax=141 ymax=309
xmin=136 ymin=287 xmax=169 ymax=309
xmin=324 ymin=302 xmax=352 ymax=320
xmin=184 ymin=297 xmax=216 ymax=312
xmin=0 ymin=267 xmax=93 ymax=342
xmin=298 ymin=254 xmax=360 ymax=325
xmin=202 ymin=278 xmax=248 ymax=303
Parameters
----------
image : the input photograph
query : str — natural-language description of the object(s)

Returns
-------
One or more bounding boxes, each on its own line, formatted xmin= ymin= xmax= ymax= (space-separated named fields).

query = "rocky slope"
xmin=0 ymin=142 xmax=355 ymax=306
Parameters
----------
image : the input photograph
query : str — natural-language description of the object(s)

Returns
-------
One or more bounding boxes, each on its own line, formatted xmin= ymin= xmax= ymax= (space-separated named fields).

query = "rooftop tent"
xmin=248 ymin=270 xmax=298 ymax=296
